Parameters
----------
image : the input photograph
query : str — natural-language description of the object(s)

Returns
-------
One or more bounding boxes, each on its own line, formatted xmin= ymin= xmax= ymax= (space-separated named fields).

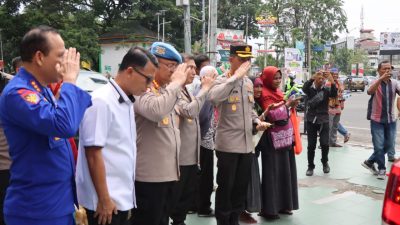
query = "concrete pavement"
xmin=185 ymin=137 xmax=395 ymax=225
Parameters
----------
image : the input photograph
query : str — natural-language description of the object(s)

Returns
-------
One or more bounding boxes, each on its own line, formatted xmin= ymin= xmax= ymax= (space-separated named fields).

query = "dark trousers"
xmin=131 ymin=181 xmax=175 ymax=225
xmin=215 ymin=151 xmax=252 ymax=225
xmin=306 ymin=121 xmax=330 ymax=169
xmin=197 ymin=146 xmax=214 ymax=213
xmin=170 ymin=165 xmax=198 ymax=225
xmin=86 ymin=208 xmax=132 ymax=225
xmin=0 ymin=170 xmax=10 ymax=225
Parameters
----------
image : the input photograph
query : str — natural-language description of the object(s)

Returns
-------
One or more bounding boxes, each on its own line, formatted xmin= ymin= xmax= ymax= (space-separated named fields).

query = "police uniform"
xmin=170 ymin=86 xmax=208 ymax=225
xmin=0 ymin=68 xmax=91 ymax=225
xmin=208 ymin=45 xmax=260 ymax=225
xmin=131 ymin=42 xmax=183 ymax=225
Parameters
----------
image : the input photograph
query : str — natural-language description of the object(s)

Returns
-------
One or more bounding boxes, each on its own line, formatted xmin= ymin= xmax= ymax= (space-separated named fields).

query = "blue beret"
xmin=150 ymin=42 xmax=182 ymax=64
xmin=330 ymin=68 xmax=339 ymax=73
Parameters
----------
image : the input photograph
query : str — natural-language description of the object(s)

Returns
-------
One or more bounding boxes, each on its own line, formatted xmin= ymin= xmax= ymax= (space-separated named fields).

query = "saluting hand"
xmin=59 ymin=47 xmax=80 ymax=84
xmin=200 ymin=71 xmax=217 ymax=91
xmin=234 ymin=61 xmax=251 ymax=79
xmin=171 ymin=63 xmax=188 ymax=86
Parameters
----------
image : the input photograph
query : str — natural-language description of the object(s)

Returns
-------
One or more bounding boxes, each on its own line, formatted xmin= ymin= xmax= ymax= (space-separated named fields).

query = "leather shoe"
xmin=323 ymin=163 xmax=330 ymax=173
xmin=306 ymin=168 xmax=314 ymax=176
xmin=330 ymin=143 xmax=342 ymax=147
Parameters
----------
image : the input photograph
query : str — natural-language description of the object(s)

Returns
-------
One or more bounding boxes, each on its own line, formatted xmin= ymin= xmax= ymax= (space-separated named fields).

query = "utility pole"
xmin=183 ymin=1 xmax=192 ymax=54
xmin=306 ymin=25 xmax=312 ymax=79
xmin=209 ymin=0 xmax=218 ymax=66
xmin=156 ymin=12 xmax=161 ymax=41
xmin=245 ymin=13 xmax=249 ymax=44
xmin=159 ymin=10 xmax=167 ymax=42
xmin=264 ymin=27 xmax=270 ymax=68
xmin=201 ymin=0 xmax=206 ymax=53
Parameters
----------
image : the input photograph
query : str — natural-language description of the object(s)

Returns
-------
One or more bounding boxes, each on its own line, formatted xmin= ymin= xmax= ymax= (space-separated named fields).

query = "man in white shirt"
xmin=76 ymin=47 xmax=158 ymax=225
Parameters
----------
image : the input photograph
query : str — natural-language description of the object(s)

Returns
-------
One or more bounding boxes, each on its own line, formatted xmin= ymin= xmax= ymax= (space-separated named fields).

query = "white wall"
xmin=100 ymin=42 xmax=151 ymax=77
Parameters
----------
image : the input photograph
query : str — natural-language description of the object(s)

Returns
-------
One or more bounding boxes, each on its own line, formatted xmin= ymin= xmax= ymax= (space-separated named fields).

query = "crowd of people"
xmin=0 ymin=25 xmax=398 ymax=225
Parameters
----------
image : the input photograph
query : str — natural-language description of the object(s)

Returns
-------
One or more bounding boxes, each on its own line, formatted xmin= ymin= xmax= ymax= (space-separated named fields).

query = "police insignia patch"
xmin=245 ymin=46 xmax=251 ymax=52
xmin=18 ymin=89 xmax=40 ymax=104
xmin=155 ymin=46 xmax=166 ymax=55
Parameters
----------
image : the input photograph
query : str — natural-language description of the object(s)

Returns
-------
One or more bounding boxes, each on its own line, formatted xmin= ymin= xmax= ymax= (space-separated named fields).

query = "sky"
xmin=249 ymin=0 xmax=400 ymax=49
xmin=340 ymin=0 xmax=400 ymax=40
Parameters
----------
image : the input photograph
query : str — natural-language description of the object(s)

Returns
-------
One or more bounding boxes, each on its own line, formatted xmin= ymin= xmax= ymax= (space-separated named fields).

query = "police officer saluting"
xmin=169 ymin=54 xmax=215 ymax=225
xmin=131 ymin=42 xmax=188 ymax=225
xmin=208 ymin=44 xmax=269 ymax=225
xmin=0 ymin=26 xmax=92 ymax=225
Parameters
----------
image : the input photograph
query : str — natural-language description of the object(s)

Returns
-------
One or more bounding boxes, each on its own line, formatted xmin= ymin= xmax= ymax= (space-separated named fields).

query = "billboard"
xmin=380 ymin=32 xmax=400 ymax=51
xmin=284 ymin=48 xmax=303 ymax=79
xmin=380 ymin=32 xmax=400 ymax=55
xmin=216 ymin=28 xmax=245 ymax=62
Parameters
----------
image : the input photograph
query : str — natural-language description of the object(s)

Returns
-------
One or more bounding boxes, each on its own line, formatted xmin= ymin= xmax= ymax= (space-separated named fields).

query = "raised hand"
xmin=60 ymin=48 xmax=80 ymax=84
xmin=171 ymin=63 xmax=188 ymax=86
xmin=233 ymin=61 xmax=251 ymax=79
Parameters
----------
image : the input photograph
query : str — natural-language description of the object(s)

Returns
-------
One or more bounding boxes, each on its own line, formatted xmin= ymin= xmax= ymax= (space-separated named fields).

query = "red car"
xmin=382 ymin=160 xmax=400 ymax=225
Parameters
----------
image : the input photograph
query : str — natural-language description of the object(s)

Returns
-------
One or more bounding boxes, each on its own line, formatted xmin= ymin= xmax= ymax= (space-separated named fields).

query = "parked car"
xmin=382 ymin=160 xmax=400 ymax=225
xmin=76 ymin=70 xmax=109 ymax=93
xmin=365 ymin=76 xmax=377 ymax=86
xmin=343 ymin=76 xmax=366 ymax=92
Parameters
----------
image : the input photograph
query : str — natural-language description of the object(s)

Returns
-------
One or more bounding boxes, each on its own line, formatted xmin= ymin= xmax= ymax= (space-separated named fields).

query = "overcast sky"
xmin=339 ymin=0 xmax=400 ymax=39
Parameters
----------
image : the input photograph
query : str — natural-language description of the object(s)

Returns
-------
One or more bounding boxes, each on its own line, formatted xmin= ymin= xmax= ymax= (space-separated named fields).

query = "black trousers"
xmin=215 ymin=151 xmax=253 ymax=225
xmin=86 ymin=208 xmax=132 ymax=225
xmin=131 ymin=181 xmax=175 ymax=225
xmin=0 ymin=170 xmax=10 ymax=225
xmin=306 ymin=121 xmax=330 ymax=169
xmin=170 ymin=165 xmax=198 ymax=225
xmin=197 ymin=146 xmax=214 ymax=213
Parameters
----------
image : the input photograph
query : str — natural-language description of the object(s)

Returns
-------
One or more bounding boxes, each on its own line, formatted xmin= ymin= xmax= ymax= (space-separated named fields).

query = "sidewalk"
xmin=186 ymin=138 xmax=395 ymax=225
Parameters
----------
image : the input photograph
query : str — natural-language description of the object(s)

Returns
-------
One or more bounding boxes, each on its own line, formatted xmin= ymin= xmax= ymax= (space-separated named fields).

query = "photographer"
xmin=302 ymin=71 xmax=337 ymax=176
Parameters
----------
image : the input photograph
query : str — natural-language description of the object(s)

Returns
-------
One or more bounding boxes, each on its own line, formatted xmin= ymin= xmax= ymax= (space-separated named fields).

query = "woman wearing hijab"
xmin=239 ymin=77 xmax=264 ymax=224
xmin=256 ymin=66 xmax=299 ymax=220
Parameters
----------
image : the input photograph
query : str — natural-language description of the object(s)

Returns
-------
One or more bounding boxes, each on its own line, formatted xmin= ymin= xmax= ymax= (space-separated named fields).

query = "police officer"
xmin=208 ymin=44 xmax=269 ymax=225
xmin=0 ymin=26 xmax=92 ymax=225
xmin=169 ymin=54 xmax=215 ymax=225
xmin=132 ymin=42 xmax=188 ymax=225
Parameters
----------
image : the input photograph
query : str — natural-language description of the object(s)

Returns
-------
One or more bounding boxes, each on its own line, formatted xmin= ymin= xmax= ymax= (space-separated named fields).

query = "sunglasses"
xmin=133 ymin=67 xmax=153 ymax=84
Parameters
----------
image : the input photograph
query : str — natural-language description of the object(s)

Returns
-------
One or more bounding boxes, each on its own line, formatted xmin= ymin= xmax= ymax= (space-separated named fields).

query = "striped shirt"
xmin=367 ymin=79 xmax=400 ymax=123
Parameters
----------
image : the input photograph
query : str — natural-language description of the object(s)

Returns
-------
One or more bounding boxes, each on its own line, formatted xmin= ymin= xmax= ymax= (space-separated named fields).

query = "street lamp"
xmin=156 ymin=10 xmax=167 ymax=42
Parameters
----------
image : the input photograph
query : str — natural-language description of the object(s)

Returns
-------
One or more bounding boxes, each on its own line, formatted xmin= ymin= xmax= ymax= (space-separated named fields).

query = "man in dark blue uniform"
xmin=0 ymin=25 xmax=92 ymax=225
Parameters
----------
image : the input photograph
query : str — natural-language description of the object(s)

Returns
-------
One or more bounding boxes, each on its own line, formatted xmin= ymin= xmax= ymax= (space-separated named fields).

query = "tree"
xmin=254 ymin=54 xmax=278 ymax=68
xmin=330 ymin=47 xmax=352 ymax=74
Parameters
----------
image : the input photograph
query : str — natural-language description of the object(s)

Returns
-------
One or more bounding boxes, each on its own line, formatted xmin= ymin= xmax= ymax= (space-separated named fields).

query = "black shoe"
xmin=388 ymin=156 xmax=396 ymax=162
xmin=258 ymin=212 xmax=280 ymax=220
xmin=306 ymin=168 xmax=314 ymax=176
xmin=361 ymin=160 xmax=378 ymax=175
xmin=323 ymin=163 xmax=330 ymax=173
xmin=198 ymin=208 xmax=215 ymax=217
xmin=171 ymin=223 xmax=186 ymax=225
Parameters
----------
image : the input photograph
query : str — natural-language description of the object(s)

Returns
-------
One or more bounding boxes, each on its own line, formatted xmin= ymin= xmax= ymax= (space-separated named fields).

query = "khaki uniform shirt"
xmin=0 ymin=125 xmax=11 ymax=170
xmin=134 ymin=82 xmax=181 ymax=182
xmin=208 ymin=74 xmax=260 ymax=153
xmin=175 ymin=87 xmax=207 ymax=166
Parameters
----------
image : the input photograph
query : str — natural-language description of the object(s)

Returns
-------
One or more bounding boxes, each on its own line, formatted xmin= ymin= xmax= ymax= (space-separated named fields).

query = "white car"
xmin=76 ymin=70 xmax=109 ymax=93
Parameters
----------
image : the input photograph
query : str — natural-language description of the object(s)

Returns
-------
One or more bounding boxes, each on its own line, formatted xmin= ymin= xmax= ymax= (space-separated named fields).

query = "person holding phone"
xmin=362 ymin=61 xmax=400 ymax=179
xmin=255 ymin=66 xmax=299 ymax=220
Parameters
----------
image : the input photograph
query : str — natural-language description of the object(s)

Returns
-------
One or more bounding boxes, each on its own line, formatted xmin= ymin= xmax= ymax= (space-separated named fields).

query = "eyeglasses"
xmin=159 ymin=61 xmax=178 ymax=71
xmin=133 ymin=67 xmax=153 ymax=84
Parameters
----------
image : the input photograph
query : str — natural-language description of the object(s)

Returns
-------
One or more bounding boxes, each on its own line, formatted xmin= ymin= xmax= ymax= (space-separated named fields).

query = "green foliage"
xmin=330 ymin=47 xmax=352 ymax=74
xmin=254 ymin=54 xmax=278 ymax=68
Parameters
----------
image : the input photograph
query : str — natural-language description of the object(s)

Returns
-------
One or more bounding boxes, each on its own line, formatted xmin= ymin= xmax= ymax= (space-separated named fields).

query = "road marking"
xmin=313 ymin=191 xmax=356 ymax=205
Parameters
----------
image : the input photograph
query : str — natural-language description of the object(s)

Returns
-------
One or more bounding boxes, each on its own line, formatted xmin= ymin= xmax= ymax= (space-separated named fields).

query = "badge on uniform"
xmin=232 ymin=104 xmax=237 ymax=112
xmin=17 ymin=89 xmax=40 ymax=105
xmin=187 ymin=119 xmax=193 ymax=123
xmin=30 ymin=81 xmax=41 ymax=93
xmin=162 ymin=117 xmax=169 ymax=125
